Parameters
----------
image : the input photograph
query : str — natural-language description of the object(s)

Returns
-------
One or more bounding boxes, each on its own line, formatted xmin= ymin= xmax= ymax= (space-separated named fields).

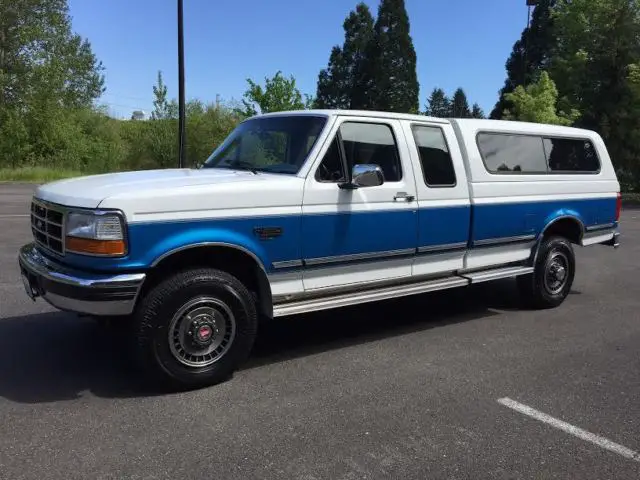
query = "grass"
xmin=0 ymin=166 xmax=86 ymax=183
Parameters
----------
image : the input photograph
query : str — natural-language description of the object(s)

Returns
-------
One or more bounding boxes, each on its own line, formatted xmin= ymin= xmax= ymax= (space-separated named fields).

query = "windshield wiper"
xmin=219 ymin=160 xmax=259 ymax=174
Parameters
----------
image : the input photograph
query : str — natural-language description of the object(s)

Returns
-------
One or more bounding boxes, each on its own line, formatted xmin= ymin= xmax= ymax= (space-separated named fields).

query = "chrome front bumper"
xmin=18 ymin=243 xmax=146 ymax=316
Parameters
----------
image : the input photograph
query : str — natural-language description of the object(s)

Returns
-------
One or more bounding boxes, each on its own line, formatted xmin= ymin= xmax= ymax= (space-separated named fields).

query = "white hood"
xmin=34 ymin=168 xmax=274 ymax=209
xmin=34 ymin=168 xmax=305 ymax=223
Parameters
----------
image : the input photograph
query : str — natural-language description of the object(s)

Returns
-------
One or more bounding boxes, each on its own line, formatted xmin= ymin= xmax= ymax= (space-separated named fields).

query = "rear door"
xmin=400 ymin=120 xmax=471 ymax=277
xmin=301 ymin=116 xmax=419 ymax=291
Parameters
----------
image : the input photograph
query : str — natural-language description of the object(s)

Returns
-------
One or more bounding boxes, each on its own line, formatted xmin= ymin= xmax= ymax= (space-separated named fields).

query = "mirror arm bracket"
xmin=338 ymin=181 xmax=359 ymax=190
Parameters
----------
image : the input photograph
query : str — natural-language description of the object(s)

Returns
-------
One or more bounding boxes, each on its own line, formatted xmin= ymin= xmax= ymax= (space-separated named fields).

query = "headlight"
xmin=65 ymin=212 xmax=127 ymax=256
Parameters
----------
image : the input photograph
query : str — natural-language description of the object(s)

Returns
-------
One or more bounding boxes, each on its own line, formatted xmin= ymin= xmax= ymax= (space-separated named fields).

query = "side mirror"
xmin=352 ymin=164 xmax=384 ymax=187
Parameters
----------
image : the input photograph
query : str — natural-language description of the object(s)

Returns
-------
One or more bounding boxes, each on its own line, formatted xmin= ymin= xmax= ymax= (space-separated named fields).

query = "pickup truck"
xmin=18 ymin=109 xmax=621 ymax=389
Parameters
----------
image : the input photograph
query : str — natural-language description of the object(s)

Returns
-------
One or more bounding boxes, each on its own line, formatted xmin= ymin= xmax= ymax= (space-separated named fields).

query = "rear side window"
xmin=411 ymin=125 xmax=456 ymax=187
xmin=477 ymin=133 xmax=547 ymax=173
xmin=544 ymin=138 xmax=600 ymax=172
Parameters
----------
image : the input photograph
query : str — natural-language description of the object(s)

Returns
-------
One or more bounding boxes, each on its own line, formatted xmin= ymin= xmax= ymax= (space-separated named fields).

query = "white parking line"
xmin=497 ymin=397 xmax=640 ymax=463
xmin=0 ymin=214 xmax=29 ymax=218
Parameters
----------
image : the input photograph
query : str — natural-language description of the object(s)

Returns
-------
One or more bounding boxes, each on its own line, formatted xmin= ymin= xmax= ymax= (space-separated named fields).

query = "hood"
xmin=34 ymin=168 xmax=272 ymax=208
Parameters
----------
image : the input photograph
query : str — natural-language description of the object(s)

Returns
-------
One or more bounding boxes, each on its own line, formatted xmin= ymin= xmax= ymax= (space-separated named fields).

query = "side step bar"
xmin=273 ymin=264 xmax=534 ymax=318
xmin=273 ymin=277 xmax=469 ymax=317
xmin=459 ymin=265 xmax=534 ymax=284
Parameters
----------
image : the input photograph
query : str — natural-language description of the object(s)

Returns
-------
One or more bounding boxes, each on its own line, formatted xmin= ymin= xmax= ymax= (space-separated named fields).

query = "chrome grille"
xmin=30 ymin=200 xmax=65 ymax=255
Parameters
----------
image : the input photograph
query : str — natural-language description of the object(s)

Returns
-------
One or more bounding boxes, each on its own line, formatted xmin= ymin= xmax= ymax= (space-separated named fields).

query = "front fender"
xmin=128 ymin=223 xmax=273 ymax=271
xmin=54 ymin=214 xmax=302 ymax=273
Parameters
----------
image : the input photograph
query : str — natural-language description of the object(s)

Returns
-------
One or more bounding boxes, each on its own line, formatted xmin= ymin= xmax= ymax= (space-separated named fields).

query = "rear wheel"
xmin=517 ymin=235 xmax=575 ymax=309
xmin=132 ymin=268 xmax=258 ymax=390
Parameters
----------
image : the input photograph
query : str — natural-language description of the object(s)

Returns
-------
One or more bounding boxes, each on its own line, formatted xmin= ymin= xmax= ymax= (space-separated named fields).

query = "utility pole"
xmin=177 ymin=0 xmax=186 ymax=168
xmin=523 ymin=0 xmax=538 ymax=88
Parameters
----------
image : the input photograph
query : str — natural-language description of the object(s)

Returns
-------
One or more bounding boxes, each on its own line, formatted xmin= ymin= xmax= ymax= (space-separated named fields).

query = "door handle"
xmin=393 ymin=192 xmax=415 ymax=202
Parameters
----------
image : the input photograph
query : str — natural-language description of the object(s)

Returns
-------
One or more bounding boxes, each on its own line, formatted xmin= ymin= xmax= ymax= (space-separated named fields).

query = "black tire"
xmin=132 ymin=268 xmax=258 ymax=390
xmin=517 ymin=235 xmax=576 ymax=309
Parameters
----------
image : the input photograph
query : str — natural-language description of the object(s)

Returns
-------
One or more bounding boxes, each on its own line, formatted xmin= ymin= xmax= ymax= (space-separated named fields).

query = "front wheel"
xmin=132 ymin=268 xmax=258 ymax=390
xmin=517 ymin=235 xmax=576 ymax=309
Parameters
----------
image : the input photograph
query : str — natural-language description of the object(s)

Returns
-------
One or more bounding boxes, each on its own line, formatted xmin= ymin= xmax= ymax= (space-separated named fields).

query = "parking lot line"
xmin=497 ymin=397 xmax=640 ymax=463
xmin=0 ymin=215 xmax=29 ymax=218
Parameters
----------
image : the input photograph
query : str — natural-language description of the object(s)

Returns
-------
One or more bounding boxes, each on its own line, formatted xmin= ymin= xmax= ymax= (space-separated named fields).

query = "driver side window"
xmin=315 ymin=121 xmax=402 ymax=183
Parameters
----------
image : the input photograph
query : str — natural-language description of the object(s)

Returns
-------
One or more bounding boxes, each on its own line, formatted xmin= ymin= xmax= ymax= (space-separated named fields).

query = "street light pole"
xmin=523 ymin=0 xmax=537 ymax=88
xmin=177 ymin=0 xmax=186 ymax=169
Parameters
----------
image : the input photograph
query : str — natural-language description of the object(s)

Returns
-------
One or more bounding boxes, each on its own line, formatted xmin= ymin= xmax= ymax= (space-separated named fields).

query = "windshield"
xmin=201 ymin=114 xmax=328 ymax=175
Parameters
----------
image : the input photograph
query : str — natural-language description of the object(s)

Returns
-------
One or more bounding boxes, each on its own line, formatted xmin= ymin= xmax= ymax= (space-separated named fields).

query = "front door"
xmin=301 ymin=116 xmax=418 ymax=291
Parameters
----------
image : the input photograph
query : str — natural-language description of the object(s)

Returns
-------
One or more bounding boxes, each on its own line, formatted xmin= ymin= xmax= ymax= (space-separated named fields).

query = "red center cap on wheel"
xmin=197 ymin=325 xmax=212 ymax=341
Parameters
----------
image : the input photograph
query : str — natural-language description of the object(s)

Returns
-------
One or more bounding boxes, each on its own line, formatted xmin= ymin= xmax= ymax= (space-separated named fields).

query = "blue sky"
xmin=67 ymin=0 xmax=528 ymax=119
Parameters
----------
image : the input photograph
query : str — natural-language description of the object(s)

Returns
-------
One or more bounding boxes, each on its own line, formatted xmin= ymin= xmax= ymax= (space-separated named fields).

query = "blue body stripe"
xmin=417 ymin=205 xmax=471 ymax=249
xmin=301 ymin=210 xmax=417 ymax=260
xmin=52 ymin=197 xmax=617 ymax=273
xmin=471 ymin=197 xmax=617 ymax=242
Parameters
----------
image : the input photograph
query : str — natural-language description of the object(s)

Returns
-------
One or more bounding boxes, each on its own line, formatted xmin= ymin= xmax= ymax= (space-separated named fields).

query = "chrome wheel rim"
xmin=544 ymin=250 xmax=569 ymax=295
xmin=168 ymin=297 xmax=236 ymax=367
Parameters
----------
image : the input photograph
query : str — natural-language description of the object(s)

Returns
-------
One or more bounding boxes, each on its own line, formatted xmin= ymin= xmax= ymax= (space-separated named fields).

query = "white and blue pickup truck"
xmin=18 ymin=109 xmax=621 ymax=389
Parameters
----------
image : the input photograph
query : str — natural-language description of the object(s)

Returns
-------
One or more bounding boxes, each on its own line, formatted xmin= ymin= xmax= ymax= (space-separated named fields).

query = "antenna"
xmin=177 ymin=0 xmax=186 ymax=168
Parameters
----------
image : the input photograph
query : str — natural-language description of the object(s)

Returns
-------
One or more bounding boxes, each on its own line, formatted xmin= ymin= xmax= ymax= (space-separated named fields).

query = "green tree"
xmin=151 ymin=71 xmax=175 ymax=120
xmin=362 ymin=0 xmax=419 ymax=113
xmin=238 ymin=71 xmax=312 ymax=117
xmin=471 ymin=103 xmax=485 ymax=119
xmin=315 ymin=2 xmax=375 ymax=109
xmin=490 ymin=0 xmax=556 ymax=119
xmin=549 ymin=0 xmax=640 ymax=184
xmin=0 ymin=0 xmax=105 ymax=109
xmin=450 ymin=88 xmax=471 ymax=118
xmin=315 ymin=47 xmax=347 ymax=109
xmin=503 ymin=71 xmax=579 ymax=125
xmin=0 ymin=0 xmax=105 ymax=168
xmin=425 ymin=88 xmax=450 ymax=117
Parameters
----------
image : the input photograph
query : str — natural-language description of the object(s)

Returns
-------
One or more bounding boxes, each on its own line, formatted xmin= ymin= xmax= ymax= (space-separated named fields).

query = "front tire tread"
xmin=132 ymin=267 xmax=258 ymax=390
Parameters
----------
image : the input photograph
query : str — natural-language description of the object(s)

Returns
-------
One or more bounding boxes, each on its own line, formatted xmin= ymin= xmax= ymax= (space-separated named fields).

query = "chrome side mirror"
xmin=352 ymin=164 xmax=384 ymax=187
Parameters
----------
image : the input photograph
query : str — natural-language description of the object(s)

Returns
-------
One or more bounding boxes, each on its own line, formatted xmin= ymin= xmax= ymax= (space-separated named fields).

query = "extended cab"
xmin=18 ymin=110 xmax=621 ymax=389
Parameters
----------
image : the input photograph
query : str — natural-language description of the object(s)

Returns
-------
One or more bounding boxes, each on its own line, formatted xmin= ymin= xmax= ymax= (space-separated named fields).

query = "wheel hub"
xmin=549 ymin=263 xmax=566 ymax=282
xmin=168 ymin=298 xmax=236 ymax=368
xmin=187 ymin=315 xmax=219 ymax=347
xmin=544 ymin=250 xmax=570 ymax=295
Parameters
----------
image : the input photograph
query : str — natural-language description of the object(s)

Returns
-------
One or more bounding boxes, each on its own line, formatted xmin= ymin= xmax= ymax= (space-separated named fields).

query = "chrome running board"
xmin=272 ymin=264 xmax=534 ymax=317
xmin=459 ymin=266 xmax=534 ymax=284
xmin=273 ymin=277 xmax=469 ymax=317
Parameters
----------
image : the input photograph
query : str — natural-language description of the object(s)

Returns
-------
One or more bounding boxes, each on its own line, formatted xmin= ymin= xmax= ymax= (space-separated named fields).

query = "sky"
xmin=67 ymin=0 xmax=529 ymax=119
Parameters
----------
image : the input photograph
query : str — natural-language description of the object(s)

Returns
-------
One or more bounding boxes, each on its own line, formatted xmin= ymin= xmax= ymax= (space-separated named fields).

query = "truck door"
xmin=301 ymin=116 xmax=419 ymax=291
xmin=400 ymin=121 xmax=471 ymax=277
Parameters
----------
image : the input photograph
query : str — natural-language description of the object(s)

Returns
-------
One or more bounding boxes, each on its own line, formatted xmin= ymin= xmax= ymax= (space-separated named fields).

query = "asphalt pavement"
xmin=1 ymin=183 xmax=639 ymax=479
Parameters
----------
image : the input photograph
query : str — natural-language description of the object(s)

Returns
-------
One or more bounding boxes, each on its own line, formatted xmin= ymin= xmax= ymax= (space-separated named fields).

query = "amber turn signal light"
xmin=66 ymin=236 xmax=126 ymax=256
